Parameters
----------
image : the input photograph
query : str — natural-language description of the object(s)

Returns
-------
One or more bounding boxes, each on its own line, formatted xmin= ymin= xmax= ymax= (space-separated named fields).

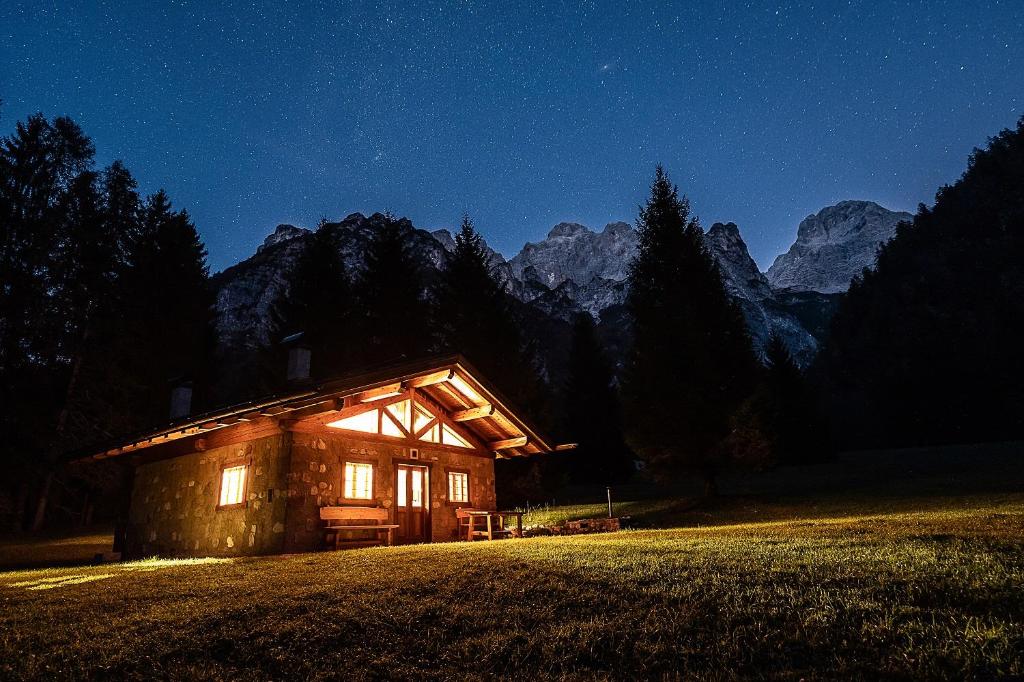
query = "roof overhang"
xmin=76 ymin=355 xmax=557 ymax=463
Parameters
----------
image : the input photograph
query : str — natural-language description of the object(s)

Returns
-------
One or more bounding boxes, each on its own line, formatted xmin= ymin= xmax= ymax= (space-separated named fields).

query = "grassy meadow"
xmin=1 ymin=444 xmax=1023 ymax=679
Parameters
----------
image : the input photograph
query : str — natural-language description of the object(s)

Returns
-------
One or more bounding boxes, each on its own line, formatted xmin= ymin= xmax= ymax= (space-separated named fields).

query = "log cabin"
xmin=81 ymin=355 xmax=557 ymax=558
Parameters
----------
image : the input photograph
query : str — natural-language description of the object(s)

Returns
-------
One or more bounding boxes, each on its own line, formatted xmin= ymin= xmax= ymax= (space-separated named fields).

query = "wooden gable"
xmin=79 ymin=356 xmax=556 ymax=463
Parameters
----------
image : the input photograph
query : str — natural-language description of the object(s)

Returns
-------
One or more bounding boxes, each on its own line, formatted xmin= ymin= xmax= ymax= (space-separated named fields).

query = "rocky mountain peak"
xmin=216 ymin=200 xmax=900 ymax=370
xmin=767 ymin=200 xmax=912 ymax=293
xmin=431 ymin=228 xmax=455 ymax=251
xmin=500 ymin=217 xmax=818 ymax=363
xmin=602 ymin=221 xmax=632 ymax=236
xmin=705 ymin=222 xmax=773 ymax=303
xmin=547 ymin=222 xmax=589 ymax=239
xmin=258 ymin=224 xmax=309 ymax=253
xmin=706 ymin=221 xmax=742 ymax=245
xmin=508 ymin=220 xmax=635 ymax=300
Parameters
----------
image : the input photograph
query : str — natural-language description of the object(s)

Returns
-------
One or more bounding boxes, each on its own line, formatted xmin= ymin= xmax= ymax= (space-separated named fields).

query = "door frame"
xmin=393 ymin=459 xmax=432 ymax=543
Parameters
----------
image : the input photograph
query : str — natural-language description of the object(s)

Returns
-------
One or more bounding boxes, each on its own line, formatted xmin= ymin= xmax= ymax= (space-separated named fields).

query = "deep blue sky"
xmin=3 ymin=1 xmax=1022 ymax=271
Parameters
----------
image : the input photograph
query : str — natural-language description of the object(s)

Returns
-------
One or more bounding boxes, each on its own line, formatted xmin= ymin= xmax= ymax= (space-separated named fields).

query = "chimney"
xmin=282 ymin=332 xmax=311 ymax=382
xmin=169 ymin=381 xmax=193 ymax=420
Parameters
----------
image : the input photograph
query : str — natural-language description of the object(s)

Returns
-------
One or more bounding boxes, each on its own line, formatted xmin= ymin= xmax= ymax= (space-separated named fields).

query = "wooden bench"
xmin=320 ymin=506 xmax=399 ymax=549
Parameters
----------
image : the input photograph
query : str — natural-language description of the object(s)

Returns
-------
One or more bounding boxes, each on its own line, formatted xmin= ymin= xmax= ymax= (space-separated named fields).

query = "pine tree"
xmin=820 ymin=116 xmax=1024 ymax=448
xmin=0 ymin=114 xmax=95 ymax=381
xmin=0 ymin=114 xmax=97 ymax=528
xmin=274 ymin=219 xmax=353 ymax=379
xmin=562 ymin=312 xmax=633 ymax=484
xmin=622 ymin=166 xmax=757 ymax=495
xmin=727 ymin=335 xmax=824 ymax=469
xmin=353 ymin=214 xmax=432 ymax=366
xmin=764 ymin=335 xmax=824 ymax=464
xmin=62 ymin=162 xmax=143 ymax=442
xmin=115 ymin=190 xmax=216 ymax=427
xmin=434 ymin=215 xmax=538 ymax=404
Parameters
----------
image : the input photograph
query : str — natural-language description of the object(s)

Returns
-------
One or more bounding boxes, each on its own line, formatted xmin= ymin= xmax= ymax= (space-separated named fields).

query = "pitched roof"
xmin=78 ymin=355 xmax=556 ymax=463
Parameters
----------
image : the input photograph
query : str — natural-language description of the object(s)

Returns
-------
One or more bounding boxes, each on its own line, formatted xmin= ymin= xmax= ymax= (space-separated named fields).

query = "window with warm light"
xmin=442 ymin=423 xmax=471 ymax=448
xmin=218 ymin=465 xmax=247 ymax=507
xmin=448 ymin=471 xmax=469 ymax=503
xmin=324 ymin=396 xmax=477 ymax=450
xmin=327 ymin=409 xmax=379 ymax=433
xmin=344 ymin=461 xmax=374 ymax=500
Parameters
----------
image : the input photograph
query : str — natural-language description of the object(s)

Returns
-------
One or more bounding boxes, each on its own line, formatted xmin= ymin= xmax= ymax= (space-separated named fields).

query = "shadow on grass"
xmin=0 ymin=527 xmax=114 ymax=572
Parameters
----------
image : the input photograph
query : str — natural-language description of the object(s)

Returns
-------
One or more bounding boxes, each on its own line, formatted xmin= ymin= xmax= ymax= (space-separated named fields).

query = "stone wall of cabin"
xmin=126 ymin=434 xmax=290 ymax=558
xmin=284 ymin=432 xmax=496 ymax=551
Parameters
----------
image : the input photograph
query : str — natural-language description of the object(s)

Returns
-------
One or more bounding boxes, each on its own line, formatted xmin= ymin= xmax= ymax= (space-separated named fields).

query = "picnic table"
xmin=456 ymin=508 xmax=524 ymax=541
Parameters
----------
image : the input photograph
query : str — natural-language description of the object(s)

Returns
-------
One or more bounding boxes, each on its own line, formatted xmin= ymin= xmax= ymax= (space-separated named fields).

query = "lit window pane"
xmin=397 ymin=468 xmax=407 ymax=506
xmin=411 ymin=469 xmax=423 ymax=508
xmin=386 ymin=400 xmax=411 ymax=431
xmin=327 ymin=410 xmax=379 ymax=434
xmin=381 ymin=412 xmax=404 ymax=437
xmin=442 ymin=424 xmax=471 ymax=448
xmin=219 ymin=465 xmax=247 ymax=506
xmin=344 ymin=462 xmax=374 ymax=499
xmin=448 ymin=472 xmax=469 ymax=503
xmin=413 ymin=402 xmax=435 ymax=433
xmin=419 ymin=423 xmax=439 ymax=443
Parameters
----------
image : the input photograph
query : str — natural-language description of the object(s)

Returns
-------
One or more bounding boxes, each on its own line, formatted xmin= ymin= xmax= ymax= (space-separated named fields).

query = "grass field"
xmin=1 ymin=445 xmax=1023 ymax=679
xmin=0 ymin=527 xmax=113 ymax=571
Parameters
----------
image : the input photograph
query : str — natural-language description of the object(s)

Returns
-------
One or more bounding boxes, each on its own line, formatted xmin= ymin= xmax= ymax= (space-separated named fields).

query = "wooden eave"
xmin=77 ymin=355 xmax=555 ymax=463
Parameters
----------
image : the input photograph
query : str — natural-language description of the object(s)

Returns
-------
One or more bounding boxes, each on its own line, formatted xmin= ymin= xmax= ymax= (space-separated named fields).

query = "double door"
xmin=395 ymin=463 xmax=429 ymax=543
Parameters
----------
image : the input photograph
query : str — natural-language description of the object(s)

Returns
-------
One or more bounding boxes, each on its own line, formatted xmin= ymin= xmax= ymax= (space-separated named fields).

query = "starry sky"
xmin=3 ymin=1 xmax=1022 ymax=272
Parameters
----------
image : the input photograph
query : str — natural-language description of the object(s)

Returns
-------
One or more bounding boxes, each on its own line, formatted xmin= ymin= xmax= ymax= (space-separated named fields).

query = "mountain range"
xmin=213 ymin=200 xmax=912 ymax=370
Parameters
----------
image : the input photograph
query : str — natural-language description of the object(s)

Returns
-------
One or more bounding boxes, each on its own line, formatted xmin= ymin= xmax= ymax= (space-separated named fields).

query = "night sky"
xmin=3 ymin=1 xmax=1022 ymax=272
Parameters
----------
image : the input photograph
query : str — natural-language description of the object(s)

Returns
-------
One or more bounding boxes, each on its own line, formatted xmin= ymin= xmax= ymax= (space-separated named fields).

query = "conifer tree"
xmin=727 ymin=335 xmax=823 ymax=469
xmin=115 ymin=190 xmax=216 ymax=427
xmin=821 ymin=117 xmax=1024 ymax=448
xmin=763 ymin=335 xmax=823 ymax=464
xmin=0 ymin=114 xmax=97 ymax=528
xmin=274 ymin=219 xmax=353 ymax=379
xmin=0 ymin=114 xmax=216 ymax=528
xmin=434 ymin=215 xmax=538 ymax=403
xmin=64 ymin=162 xmax=142 ymax=440
xmin=562 ymin=312 xmax=633 ymax=484
xmin=622 ymin=166 xmax=756 ymax=495
xmin=354 ymin=214 xmax=432 ymax=365
xmin=0 ymin=114 xmax=95 ymax=382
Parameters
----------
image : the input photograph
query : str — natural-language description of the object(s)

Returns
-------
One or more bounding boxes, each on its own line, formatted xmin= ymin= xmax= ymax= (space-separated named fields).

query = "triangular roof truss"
xmin=81 ymin=356 xmax=555 ymax=462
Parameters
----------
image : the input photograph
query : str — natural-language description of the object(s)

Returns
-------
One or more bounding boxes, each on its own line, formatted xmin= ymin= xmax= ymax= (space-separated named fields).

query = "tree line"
xmin=8 ymin=110 xmax=1019 ymax=530
xmin=0 ymin=112 xmax=829 ymax=529
xmin=818 ymin=116 xmax=1024 ymax=449
xmin=0 ymin=114 xmax=214 ymax=529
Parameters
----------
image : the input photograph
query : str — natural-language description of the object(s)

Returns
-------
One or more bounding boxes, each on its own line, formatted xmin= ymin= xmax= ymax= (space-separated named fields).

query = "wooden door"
xmin=395 ymin=464 xmax=430 ymax=543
